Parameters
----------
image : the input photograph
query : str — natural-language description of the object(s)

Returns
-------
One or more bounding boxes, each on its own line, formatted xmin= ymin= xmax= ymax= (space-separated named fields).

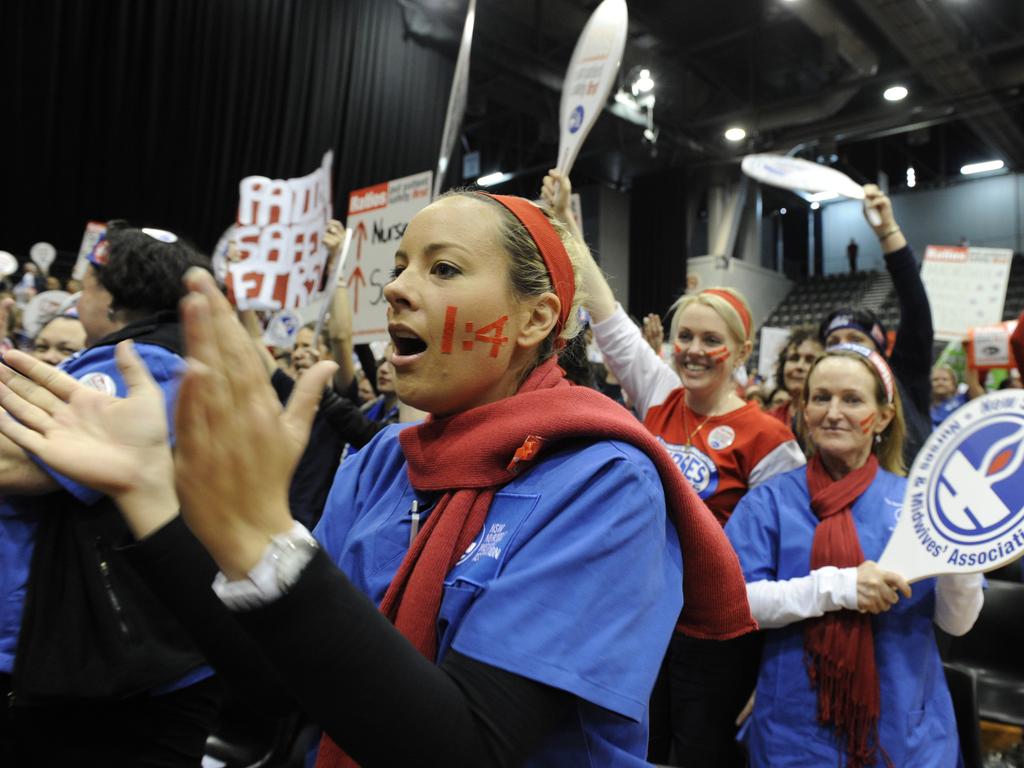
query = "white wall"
xmin=820 ymin=172 xmax=1024 ymax=274
xmin=685 ymin=254 xmax=793 ymax=330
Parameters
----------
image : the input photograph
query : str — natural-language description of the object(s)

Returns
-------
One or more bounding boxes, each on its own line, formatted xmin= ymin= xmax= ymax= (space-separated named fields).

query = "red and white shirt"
xmin=592 ymin=305 xmax=805 ymax=525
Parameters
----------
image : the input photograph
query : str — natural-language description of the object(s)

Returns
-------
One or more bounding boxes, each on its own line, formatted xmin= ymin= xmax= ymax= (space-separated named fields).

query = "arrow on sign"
xmin=353 ymin=221 xmax=368 ymax=262
xmin=347 ymin=265 xmax=367 ymax=312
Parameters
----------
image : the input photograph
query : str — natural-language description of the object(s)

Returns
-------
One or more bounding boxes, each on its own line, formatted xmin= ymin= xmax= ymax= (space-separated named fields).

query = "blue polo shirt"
xmin=315 ymin=424 xmax=683 ymax=766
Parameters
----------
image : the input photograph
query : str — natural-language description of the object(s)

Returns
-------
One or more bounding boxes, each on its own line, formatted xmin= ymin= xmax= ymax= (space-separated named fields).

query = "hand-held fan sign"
xmin=741 ymin=153 xmax=883 ymax=226
xmin=878 ymin=390 xmax=1024 ymax=582
xmin=30 ymin=242 xmax=57 ymax=275
xmin=556 ymin=0 xmax=629 ymax=176
xmin=229 ymin=151 xmax=334 ymax=312
xmin=433 ymin=0 xmax=476 ymax=200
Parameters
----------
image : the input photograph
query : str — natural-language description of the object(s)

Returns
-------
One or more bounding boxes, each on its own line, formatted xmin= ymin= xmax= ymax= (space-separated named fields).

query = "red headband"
xmin=481 ymin=193 xmax=575 ymax=338
xmin=700 ymin=289 xmax=752 ymax=337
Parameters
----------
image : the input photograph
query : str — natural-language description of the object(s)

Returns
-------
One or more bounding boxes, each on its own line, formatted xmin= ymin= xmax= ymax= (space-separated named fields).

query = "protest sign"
xmin=30 ymin=242 xmax=57 ymax=275
xmin=878 ymin=390 xmax=1024 ymax=582
xmin=73 ymin=221 xmax=106 ymax=280
xmin=434 ymin=0 xmax=476 ymax=200
xmin=22 ymin=290 xmax=72 ymax=338
xmin=228 ymin=151 xmax=334 ymax=311
xmin=0 ymin=252 xmax=17 ymax=278
xmin=968 ymin=321 xmax=1018 ymax=371
xmin=343 ymin=171 xmax=432 ymax=342
xmin=556 ymin=0 xmax=628 ymax=176
xmin=757 ymin=326 xmax=791 ymax=389
xmin=921 ymin=245 xmax=1013 ymax=341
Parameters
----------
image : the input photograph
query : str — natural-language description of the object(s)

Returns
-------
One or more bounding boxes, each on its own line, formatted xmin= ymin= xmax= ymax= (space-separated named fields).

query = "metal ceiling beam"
xmin=852 ymin=0 xmax=1024 ymax=166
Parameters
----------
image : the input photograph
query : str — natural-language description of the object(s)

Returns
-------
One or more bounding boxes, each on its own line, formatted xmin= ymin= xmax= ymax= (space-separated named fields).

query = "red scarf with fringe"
xmin=804 ymin=453 xmax=890 ymax=768
xmin=316 ymin=358 xmax=755 ymax=767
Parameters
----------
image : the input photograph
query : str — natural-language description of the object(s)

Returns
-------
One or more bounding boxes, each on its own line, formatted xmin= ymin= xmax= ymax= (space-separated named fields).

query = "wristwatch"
xmin=213 ymin=521 xmax=319 ymax=611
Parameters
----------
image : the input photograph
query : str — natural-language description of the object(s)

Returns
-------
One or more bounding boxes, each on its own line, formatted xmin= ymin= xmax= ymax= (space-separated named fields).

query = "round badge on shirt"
xmin=78 ymin=372 xmax=118 ymax=396
xmin=707 ymin=425 xmax=736 ymax=451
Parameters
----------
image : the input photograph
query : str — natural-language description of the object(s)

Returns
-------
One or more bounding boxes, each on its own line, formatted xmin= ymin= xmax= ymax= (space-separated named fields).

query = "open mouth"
xmin=390 ymin=327 xmax=428 ymax=357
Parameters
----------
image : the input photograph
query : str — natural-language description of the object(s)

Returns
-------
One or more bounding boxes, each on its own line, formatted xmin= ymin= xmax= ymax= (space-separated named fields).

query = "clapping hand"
xmin=174 ymin=269 xmax=336 ymax=578
xmin=0 ymin=343 xmax=179 ymax=538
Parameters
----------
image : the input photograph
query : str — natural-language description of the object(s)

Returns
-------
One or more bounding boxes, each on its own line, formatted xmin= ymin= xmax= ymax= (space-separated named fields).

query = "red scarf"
xmin=317 ymin=358 xmax=755 ymax=767
xmin=804 ymin=453 xmax=889 ymax=768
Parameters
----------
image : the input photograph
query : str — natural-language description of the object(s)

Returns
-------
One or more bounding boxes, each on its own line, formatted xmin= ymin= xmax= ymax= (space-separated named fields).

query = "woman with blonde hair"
xmin=543 ymin=170 xmax=803 ymax=766
xmin=725 ymin=345 xmax=983 ymax=767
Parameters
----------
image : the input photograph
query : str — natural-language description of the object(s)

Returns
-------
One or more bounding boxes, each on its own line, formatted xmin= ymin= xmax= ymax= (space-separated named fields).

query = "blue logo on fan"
xmin=568 ymin=105 xmax=584 ymax=134
xmin=929 ymin=412 xmax=1024 ymax=546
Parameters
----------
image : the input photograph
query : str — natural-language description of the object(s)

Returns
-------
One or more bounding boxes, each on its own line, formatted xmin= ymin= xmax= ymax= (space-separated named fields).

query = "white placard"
xmin=921 ymin=245 xmax=1013 ymax=341
xmin=556 ymin=0 xmax=628 ymax=176
xmin=878 ymin=390 xmax=1024 ymax=582
xmin=969 ymin=321 xmax=1017 ymax=370
xmin=757 ymin=326 xmax=791 ymax=390
xmin=73 ymin=221 xmax=107 ymax=280
xmin=343 ymin=171 xmax=433 ymax=342
xmin=30 ymin=242 xmax=57 ymax=275
xmin=741 ymin=154 xmax=865 ymax=200
xmin=434 ymin=0 xmax=476 ymax=200
xmin=0 ymin=251 xmax=17 ymax=278
xmin=22 ymin=290 xmax=72 ymax=338
xmin=228 ymin=151 xmax=334 ymax=311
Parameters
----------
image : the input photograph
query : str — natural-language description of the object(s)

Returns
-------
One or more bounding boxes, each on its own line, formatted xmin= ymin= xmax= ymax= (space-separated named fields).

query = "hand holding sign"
xmin=741 ymin=154 xmax=883 ymax=226
xmin=878 ymin=390 xmax=1024 ymax=582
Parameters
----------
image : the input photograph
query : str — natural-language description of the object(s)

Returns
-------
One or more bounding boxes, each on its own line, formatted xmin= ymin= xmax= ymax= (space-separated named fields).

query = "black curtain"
xmin=1 ymin=0 xmax=453 ymax=267
xmin=628 ymin=170 xmax=688 ymax=319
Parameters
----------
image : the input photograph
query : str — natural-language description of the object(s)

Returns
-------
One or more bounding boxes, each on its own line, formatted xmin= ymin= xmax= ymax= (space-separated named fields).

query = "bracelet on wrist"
xmin=877 ymin=226 xmax=901 ymax=240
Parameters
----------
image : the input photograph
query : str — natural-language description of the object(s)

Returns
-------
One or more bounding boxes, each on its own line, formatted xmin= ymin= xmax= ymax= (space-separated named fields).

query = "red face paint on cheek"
xmin=442 ymin=306 xmax=510 ymax=357
xmin=441 ymin=305 xmax=458 ymax=354
xmin=706 ymin=346 xmax=731 ymax=364
xmin=674 ymin=341 xmax=683 ymax=356
xmin=859 ymin=413 xmax=876 ymax=434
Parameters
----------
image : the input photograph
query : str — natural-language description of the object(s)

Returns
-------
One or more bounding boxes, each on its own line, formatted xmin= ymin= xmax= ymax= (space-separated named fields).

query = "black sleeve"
xmin=317 ymin=389 xmax=387 ymax=449
xmin=270 ymin=368 xmax=296 ymax=406
xmin=235 ymin=550 xmax=574 ymax=767
xmin=885 ymin=245 xmax=933 ymax=415
xmin=121 ymin=517 xmax=296 ymax=716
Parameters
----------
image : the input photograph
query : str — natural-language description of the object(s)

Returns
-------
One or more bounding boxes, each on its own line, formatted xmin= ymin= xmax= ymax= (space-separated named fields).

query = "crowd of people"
xmin=0 ymin=169 xmax=1019 ymax=768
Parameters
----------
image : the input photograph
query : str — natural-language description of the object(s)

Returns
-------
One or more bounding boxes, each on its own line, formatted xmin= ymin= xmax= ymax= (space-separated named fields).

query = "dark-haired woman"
xmin=0 ymin=226 xmax=220 ymax=765
xmin=0 ymin=193 xmax=754 ymax=766
xmin=725 ymin=345 xmax=983 ymax=767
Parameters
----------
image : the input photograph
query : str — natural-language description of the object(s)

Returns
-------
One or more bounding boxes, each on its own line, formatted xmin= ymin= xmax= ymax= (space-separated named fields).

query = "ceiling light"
xmin=906 ymin=167 xmax=916 ymax=188
xmin=810 ymin=201 xmax=821 ymax=210
xmin=779 ymin=207 xmax=787 ymax=215
xmin=883 ymin=85 xmax=908 ymax=102
xmin=724 ymin=127 xmax=746 ymax=142
xmin=807 ymin=191 xmax=840 ymax=202
xmin=632 ymin=68 xmax=654 ymax=95
xmin=960 ymin=160 xmax=1004 ymax=175
xmin=477 ymin=171 xmax=512 ymax=187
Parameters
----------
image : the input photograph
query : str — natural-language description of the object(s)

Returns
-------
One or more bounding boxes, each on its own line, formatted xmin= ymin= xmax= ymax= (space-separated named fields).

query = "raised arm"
xmin=541 ymin=170 xmax=680 ymax=416
xmin=323 ymin=219 xmax=356 ymax=394
xmin=863 ymin=185 xmax=932 ymax=414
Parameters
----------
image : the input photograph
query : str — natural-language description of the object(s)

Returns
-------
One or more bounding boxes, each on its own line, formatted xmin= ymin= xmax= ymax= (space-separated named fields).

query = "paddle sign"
xmin=433 ymin=0 xmax=476 ymax=200
xmin=878 ymin=390 xmax=1024 ymax=582
xmin=741 ymin=154 xmax=882 ymax=226
xmin=30 ymin=242 xmax=57 ymax=275
xmin=0 ymin=251 xmax=17 ymax=278
xmin=556 ymin=0 xmax=628 ymax=176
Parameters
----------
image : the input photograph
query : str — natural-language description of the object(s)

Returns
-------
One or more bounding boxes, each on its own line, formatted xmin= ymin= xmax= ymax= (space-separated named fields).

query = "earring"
xmin=874 ymin=433 xmax=882 ymax=445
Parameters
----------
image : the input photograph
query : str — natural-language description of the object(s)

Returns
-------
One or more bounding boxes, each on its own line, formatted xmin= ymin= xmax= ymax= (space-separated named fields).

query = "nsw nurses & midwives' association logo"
xmin=912 ymin=391 xmax=1024 ymax=570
